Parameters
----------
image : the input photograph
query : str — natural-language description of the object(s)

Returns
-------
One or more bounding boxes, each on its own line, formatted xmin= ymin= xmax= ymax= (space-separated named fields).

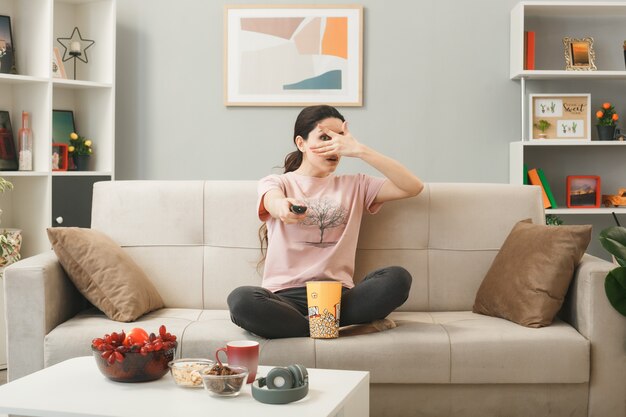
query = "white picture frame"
xmin=224 ymin=5 xmax=363 ymax=107
xmin=529 ymin=94 xmax=591 ymax=141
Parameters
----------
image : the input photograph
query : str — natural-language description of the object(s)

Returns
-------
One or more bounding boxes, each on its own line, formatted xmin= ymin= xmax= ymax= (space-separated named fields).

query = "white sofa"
xmin=5 ymin=181 xmax=626 ymax=417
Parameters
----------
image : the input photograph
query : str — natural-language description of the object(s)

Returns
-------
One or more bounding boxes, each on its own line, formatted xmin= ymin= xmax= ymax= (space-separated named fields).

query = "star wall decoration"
xmin=57 ymin=27 xmax=95 ymax=64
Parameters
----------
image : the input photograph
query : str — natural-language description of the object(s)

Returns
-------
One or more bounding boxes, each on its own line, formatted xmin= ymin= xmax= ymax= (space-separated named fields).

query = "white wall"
xmin=115 ymin=0 xmax=615 ymax=259
xmin=115 ymin=0 xmax=520 ymax=182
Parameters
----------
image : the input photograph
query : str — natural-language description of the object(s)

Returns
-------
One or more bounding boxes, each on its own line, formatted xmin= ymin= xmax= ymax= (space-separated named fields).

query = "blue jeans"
xmin=227 ymin=266 xmax=412 ymax=339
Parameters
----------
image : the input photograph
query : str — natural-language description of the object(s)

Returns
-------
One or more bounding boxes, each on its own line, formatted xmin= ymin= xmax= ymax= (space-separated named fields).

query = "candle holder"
xmin=56 ymin=27 xmax=95 ymax=80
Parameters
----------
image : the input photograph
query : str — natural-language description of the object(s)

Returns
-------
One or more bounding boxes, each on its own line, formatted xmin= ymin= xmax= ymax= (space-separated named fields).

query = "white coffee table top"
xmin=0 ymin=357 xmax=369 ymax=417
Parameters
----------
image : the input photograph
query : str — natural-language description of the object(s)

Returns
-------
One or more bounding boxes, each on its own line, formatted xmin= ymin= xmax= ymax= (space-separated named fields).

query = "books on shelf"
xmin=537 ymin=168 xmax=557 ymax=208
xmin=527 ymin=167 xmax=557 ymax=209
xmin=523 ymin=164 xmax=529 ymax=185
xmin=524 ymin=31 xmax=535 ymax=70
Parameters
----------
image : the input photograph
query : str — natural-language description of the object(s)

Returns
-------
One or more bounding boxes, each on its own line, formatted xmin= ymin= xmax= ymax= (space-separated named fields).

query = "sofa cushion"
xmin=183 ymin=311 xmax=317 ymax=368
xmin=316 ymin=312 xmax=451 ymax=384
xmin=316 ymin=311 xmax=588 ymax=384
xmin=44 ymin=308 xmax=317 ymax=370
xmin=44 ymin=308 xmax=198 ymax=367
xmin=44 ymin=309 xmax=588 ymax=385
xmin=430 ymin=311 xmax=589 ymax=384
xmin=472 ymin=220 xmax=591 ymax=327
xmin=47 ymin=227 xmax=164 ymax=322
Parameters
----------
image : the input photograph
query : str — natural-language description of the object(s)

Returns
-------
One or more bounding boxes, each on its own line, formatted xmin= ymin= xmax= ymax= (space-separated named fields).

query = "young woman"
xmin=227 ymin=105 xmax=424 ymax=339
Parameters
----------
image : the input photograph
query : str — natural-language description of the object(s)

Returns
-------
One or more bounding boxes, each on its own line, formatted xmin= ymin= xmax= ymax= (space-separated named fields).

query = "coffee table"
xmin=0 ymin=357 xmax=369 ymax=417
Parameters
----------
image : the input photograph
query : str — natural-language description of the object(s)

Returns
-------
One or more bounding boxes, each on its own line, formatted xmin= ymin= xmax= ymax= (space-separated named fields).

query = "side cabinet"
xmin=52 ymin=176 xmax=111 ymax=228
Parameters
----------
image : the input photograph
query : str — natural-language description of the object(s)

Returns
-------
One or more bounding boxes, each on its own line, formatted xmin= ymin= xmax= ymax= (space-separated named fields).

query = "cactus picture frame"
xmin=529 ymin=94 xmax=591 ymax=141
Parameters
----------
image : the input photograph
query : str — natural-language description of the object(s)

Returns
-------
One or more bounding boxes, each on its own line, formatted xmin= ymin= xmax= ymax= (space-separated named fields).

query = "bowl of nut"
xmin=168 ymin=358 xmax=214 ymax=388
xmin=201 ymin=363 xmax=248 ymax=397
xmin=91 ymin=325 xmax=178 ymax=383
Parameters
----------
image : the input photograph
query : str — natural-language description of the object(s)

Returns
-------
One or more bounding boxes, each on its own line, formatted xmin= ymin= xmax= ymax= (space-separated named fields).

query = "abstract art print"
xmin=225 ymin=5 xmax=363 ymax=106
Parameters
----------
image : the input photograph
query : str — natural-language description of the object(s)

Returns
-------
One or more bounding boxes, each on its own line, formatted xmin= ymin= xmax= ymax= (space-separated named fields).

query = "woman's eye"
xmin=321 ymin=135 xmax=331 ymax=141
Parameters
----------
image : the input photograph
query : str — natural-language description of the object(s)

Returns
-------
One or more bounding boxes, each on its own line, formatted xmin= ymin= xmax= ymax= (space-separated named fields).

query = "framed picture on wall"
xmin=567 ymin=175 xmax=601 ymax=208
xmin=529 ymin=94 xmax=591 ymax=141
xmin=224 ymin=5 xmax=363 ymax=106
xmin=0 ymin=15 xmax=16 ymax=74
xmin=0 ymin=111 xmax=17 ymax=170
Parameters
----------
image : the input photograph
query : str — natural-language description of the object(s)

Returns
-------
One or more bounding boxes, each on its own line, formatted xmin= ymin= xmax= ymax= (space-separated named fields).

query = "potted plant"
xmin=598 ymin=226 xmax=626 ymax=316
xmin=0 ymin=177 xmax=21 ymax=273
xmin=534 ymin=119 xmax=551 ymax=138
xmin=545 ymin=214 xmax=563 ymax=226
xmin=595 ymin=102 xmax=619 ymax=140
xmin=68 ymin=131 xmax=93 ymax=171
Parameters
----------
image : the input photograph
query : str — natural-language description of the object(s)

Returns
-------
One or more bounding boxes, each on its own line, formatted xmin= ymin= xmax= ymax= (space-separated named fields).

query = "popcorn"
xmin=309 ymin=308 xmax=339 ymax=338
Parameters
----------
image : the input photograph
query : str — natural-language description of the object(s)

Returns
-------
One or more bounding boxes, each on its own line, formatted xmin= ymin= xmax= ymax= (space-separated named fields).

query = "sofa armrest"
xmin=3 ymin=251 xmax=87 ymax=381
xmin=560 ymin=253 xmax=626 ymax=417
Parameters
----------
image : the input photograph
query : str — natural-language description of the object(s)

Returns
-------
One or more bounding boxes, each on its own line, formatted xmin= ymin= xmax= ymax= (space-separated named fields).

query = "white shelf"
xmin=0 ymin=0 xmax=114 ymax=372
xmin=51 ymin=170 xmax=111 ymax=176
xmin=548 ymin=208 xmax=626 ymax=215
xmin=52 ymin=79 xmax=113 ymax=89
xmin=519 ymin=140 xmax=626 ymax=146
xmin=0 ymin=0 xmax=116 ymax=259
xmin=511 ymin=70 xmax=626 ymax=81
xmin=510 ymin=2 xmax=626 ymax=77
xmin=521 ymin=1 xmax=626 ymax=18
xmin=510 ymin=1 xmax=626 ymax=232
xmin=0 ymin=171 xmax=50 ymax=177
xmin=0 ymin=74 xmax=50 ymax=85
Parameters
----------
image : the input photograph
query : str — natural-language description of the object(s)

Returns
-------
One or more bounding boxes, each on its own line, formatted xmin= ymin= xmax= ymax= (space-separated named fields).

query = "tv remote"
xmin=290 ymin=205 xmax=308 ymax=214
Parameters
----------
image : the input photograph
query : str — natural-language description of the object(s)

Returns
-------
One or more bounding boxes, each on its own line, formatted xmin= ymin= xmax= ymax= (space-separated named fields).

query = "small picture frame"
xmin=51 ymin=143 xmax=68 ymax=171
xmin=0 ymin=15 xmax=16 ymax=74
xmin=529 ymin=94 xmax=591 ymax=140
xmin=0 ymin=110 xmax=17 ymax=170
xmin=52 ymin=109 xmax=76 ymax=170
xmin=563 ymin=37 xmax=597 ymax=71
xmin=52 ymin=109 xmax=75 ymax=142
xmin=52 ymin=47 xmax=66 ymax=79
xmin=567 ymin=175 xmax=601 ymax=208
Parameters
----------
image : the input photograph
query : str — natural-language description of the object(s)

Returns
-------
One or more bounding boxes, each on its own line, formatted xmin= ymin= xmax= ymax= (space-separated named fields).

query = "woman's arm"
xmin=313 ymin=122 xmax=424 ymax=203
xmin=261 ymin=189 xmax=307 ymax=224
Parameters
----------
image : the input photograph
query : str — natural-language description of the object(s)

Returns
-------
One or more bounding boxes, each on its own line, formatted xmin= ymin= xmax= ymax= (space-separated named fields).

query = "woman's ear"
xmin=295 ymin=136 xmax=306 ymax=152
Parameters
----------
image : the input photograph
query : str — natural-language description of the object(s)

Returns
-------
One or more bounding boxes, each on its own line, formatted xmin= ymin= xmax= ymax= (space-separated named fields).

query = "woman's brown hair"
xmin=258 ymin=105 xmax=345 ymax=270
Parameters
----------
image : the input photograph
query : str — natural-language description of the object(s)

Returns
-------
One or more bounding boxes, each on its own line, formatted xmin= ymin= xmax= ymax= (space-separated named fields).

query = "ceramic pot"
xmin=597 ymin=125 xmax=616 ymax=140
xmin=73 ymin=154 xmax=90 ymax=171
xmin=0 ymin=228 xmax=22 ymax=268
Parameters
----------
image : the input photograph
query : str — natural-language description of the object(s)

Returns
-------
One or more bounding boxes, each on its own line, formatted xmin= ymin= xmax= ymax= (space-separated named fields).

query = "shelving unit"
xmin=510 ymin=2 xmax=626 ymax=215
xmin=0 ymin=0 xmax=116 ymax=369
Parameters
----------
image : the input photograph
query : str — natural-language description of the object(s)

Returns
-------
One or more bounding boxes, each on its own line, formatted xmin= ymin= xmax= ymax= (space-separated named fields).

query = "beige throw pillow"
xmin=473 ymin=220 xmax=591 ymax=328
xmin=47 ymin=227 xmax=164 ymax=322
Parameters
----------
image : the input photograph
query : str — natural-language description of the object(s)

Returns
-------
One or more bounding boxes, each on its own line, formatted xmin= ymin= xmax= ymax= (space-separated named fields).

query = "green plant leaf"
xmin=599 ymin=226 xmax=626 ymax=265
xmin=605 ymin=267 xmax=626 ymax=317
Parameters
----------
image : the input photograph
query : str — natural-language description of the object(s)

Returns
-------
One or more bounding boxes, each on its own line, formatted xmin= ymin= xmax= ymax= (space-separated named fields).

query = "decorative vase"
xmin=0 ymin=228 xmax=22 ymax=268
xmin=73 ymin=154 xmax=90 ymax=171
xmin=597 ymin=125 xmax=616 ymax=140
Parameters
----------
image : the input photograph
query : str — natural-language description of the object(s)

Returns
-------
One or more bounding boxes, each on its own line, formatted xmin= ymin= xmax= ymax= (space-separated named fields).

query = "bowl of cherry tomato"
xmin=91 ymin=325 xmax=178 ymax=383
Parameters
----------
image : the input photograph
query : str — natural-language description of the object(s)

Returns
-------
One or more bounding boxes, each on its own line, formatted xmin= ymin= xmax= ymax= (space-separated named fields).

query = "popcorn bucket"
xmin=306 ymin=281 xmax=342 ymax=339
